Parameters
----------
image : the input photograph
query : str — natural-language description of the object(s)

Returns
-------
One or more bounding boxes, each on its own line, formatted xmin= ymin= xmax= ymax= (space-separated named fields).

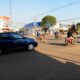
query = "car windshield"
xmin=10 ymin=33 xmax=25 ymax=39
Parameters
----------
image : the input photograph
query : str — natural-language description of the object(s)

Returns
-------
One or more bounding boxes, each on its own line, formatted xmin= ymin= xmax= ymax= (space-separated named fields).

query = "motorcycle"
xmin=65 ymin=37 xmax=75 ymax=46
xmin=55 ymin=34 xmax=61 ymax=39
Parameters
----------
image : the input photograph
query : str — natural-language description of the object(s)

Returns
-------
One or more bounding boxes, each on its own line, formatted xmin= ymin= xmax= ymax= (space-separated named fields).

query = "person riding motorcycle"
xmin=66 ymin=28 xmax=75 ymax=44
xmin=54 ymin=31 xmax=60 ymax=39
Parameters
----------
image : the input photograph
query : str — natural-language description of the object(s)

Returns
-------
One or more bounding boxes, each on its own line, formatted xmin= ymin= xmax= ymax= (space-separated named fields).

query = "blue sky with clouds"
xmin=0 ymin=0 xmax=80 ymax=24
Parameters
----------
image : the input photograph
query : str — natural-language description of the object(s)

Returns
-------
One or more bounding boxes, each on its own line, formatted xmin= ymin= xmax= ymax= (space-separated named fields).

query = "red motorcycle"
xmin=65 ymin=37 xmax=75 ymax=45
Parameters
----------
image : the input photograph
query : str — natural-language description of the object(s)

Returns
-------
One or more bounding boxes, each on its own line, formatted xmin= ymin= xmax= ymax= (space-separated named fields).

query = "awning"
xmin=0 ymin=16 xmax=10 ymax=20
xmin=24 ymin=22 xmax=41 ymax=28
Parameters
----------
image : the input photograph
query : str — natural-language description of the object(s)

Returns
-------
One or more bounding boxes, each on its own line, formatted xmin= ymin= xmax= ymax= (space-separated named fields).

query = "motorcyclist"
xmin=66 ymin=28 xmax=75 ymax=44
xmin=54 ymin=31 xmax=60 ymax=39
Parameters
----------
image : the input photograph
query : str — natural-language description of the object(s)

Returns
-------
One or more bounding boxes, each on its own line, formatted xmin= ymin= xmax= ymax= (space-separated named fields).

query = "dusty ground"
xmin=36 ymin=34 xmax=80 ymax=64
xmin=0 ymin=34 xmax=80 ymax=80
xmin=35 ymin=34 xmax=80 ymax=80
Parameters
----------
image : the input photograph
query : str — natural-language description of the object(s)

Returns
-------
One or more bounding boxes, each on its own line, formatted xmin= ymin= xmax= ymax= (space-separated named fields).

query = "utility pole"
xmin=10 ymin=0 xmax=12 ymax=27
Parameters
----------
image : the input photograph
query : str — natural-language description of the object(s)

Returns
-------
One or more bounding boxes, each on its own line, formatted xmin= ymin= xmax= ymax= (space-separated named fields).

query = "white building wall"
xmin=53 ymin=23 xmax=60 ymax=29
xmin=0 ymin=17 xmax=10 ymax=32
xmin=0 ymin=20 xmax=4 ymax=28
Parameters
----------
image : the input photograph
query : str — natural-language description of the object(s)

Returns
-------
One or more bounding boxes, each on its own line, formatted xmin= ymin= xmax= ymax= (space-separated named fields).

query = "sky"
xmin=0 ymin=0 xmax=80 ymax=26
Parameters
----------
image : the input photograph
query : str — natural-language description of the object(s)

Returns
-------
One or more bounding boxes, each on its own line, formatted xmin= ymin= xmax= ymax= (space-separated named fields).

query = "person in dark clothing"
xmin=37 ymin=31 xmax=40 ymax=38
xmin=54 ymin=31 xmax=60 ymax=39
xmin=36 ymin=31 xmax=43 ymax=41
xmin=66 ymin=28 xmax=75 ymax=44
xmin=67 ymin=30 xmax=73 ymax=38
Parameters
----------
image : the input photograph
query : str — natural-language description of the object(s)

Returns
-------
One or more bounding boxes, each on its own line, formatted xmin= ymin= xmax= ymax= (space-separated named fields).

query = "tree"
xmin=76 ymin=23 xmax=80 ymax=34
xmin=41 ymin=15 xmax=56 ymax=33
xmin=71 ymin=24 xmax=77 ymax=33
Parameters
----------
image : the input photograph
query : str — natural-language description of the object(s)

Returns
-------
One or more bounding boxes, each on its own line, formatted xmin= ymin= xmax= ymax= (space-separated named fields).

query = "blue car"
xmin=0 ymin=32 xmax=38 ymax=54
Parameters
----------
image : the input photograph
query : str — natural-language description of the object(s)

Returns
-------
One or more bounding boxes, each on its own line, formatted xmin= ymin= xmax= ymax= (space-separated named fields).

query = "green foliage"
xmin=76 ymin=23 xmax=80 ymax=32
xmin=71 ymin=24 xmax=76 ymax=33
xmin=41 ymin=15 xmax=56 ymax=28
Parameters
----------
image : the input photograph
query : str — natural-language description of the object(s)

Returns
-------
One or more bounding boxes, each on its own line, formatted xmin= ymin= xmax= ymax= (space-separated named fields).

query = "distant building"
xmin=19 ymin=22 xmax=41 ymax=35
xmin=19 ymin=22 xmax=69 ymax=35
xmin=59 ymin=24 xmax=69 ymax=30
xmin=48 ymin=23 xmax=69 ymax=34
xmin=48 ymin=23 xmax=60 ymax=34
xmin=0 ymin=16 xmax=12 ymax=32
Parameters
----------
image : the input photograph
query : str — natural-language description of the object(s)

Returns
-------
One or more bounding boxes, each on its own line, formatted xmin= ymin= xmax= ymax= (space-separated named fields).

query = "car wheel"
xmin=28 ymin=44 xmax=34 ymax=51
xmin=0 ymin=49 xmax=2 ymax=55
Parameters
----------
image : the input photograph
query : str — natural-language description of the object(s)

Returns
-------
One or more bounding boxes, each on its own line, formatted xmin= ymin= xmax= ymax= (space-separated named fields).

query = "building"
xmin=19 ymin=22 xmax=41 ymax=35
xmin=19 ymin=22 xmax=69 ymax=35
xmin=0 ymin=16 xmax=12 ymax=32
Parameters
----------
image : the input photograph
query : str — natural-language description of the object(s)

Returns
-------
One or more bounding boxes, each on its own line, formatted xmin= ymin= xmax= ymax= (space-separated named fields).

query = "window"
xmin=0 ymin=34 xmax=9 ymax=39
xmin=10 ymin=33 xmax=24 ymax=39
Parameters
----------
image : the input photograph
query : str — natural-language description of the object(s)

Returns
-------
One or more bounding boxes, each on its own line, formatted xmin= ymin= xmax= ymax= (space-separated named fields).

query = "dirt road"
xmin=36 ymin=34 xmax=80 ymax=65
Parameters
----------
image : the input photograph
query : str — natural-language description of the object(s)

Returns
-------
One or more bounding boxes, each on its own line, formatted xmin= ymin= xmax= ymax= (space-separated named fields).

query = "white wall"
xmin=53 ymin=23 xmax=60 ymax=29
xmin=0 ymin=20 xmax=4 ymax=29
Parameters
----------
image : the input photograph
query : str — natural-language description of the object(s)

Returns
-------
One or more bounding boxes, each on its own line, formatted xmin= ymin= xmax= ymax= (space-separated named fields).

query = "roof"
xmin=2 ymin=27 xmax=10 ymax=30
xmin=0 ymin=16 xmax=10 ymax=20
xmin=24 ymin=22 xmax=41 ymax=28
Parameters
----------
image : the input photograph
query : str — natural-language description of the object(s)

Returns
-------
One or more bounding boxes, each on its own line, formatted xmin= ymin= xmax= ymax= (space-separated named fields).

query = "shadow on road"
xmin=0 ymin=50 xmax=80 ymax=80
xmin=48 ymin=42 xmax=65 ymax=46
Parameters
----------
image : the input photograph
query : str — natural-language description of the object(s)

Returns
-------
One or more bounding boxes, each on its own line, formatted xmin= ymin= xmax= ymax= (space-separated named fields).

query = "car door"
xmin=10 ymin=33 xmax=27 ymax=49
xmin=0 ymin=33 xmax=15 ymax=49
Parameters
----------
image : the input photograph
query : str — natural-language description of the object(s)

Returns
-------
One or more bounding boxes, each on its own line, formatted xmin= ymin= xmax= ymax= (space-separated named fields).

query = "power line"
xmin=27 ymin=0 xmax=80 ymax=20
xmin=57 ymin=17 xmax=80 ymax=22
xmin=17 ymin=17 xmax=80 ymax=26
